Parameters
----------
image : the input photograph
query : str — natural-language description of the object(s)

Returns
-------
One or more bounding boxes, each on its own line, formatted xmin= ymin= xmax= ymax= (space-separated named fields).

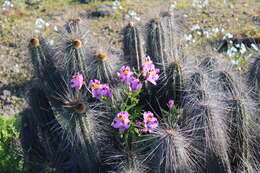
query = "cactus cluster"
xmin=22 ymin=10 xmax=259 ymax=173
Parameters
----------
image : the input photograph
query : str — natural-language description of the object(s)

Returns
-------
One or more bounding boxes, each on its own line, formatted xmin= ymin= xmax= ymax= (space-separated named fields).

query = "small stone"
xmin=11 ymin=96 xmax=18 ymax=100
xmin=8 ymin=43 xmax=17 ymax=48
xmin=91 ymin=5 xmax=115 ymax=18
xmin=3 ymin=90 xmax=11 ymax=97
xmin=80 ymin=0 xmax=91 ymax=3
xmin=25 ymin=0 xmax=43 ymax=6
xmin=252 ymin=16 xmax=260 ymax=26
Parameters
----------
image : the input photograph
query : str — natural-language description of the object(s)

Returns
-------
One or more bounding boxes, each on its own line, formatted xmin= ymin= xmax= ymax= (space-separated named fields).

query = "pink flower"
xmin=145 ymin=67 xmax=160 ymax=85
xmin=128 ymin=77 xmax=142 ymax=92
xmin=88 ymin=79 xmax=101 ymax=88
xmin=117 ymin=66 xmax=134 ymax=83
xmin=167 ymin=99 xmax=174 ymax=109
xmin=141 ymin=58 xmax=160 ymax=85
xmin=101 ymin=84 xmax=112 ymax=98
xmin=142 ymin=111 xmax=159 ymax=133
xmin=143 ymin=56 xmax=153 ymax=64
xmin=71 ymin=73 xmax=85 ymax=90
xmin=89 ymin=79 xmax=112 ymax=100
xmin=112 ymin=112 xmax=131 ymax=132
xmin=135 ymin=121 xmax=142 ymax=127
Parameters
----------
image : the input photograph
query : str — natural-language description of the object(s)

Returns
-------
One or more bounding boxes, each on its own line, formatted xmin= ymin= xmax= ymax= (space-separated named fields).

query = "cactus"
xmin=147 ymin=13 xmax=180 ymax=73
xmin=21 ymin=88 xmax=76 ymax=172
xmin=57 ymin=19 xmax=88 ymax=78
xmin=123 ymin=22 xmax=145 ymax=71
xmin=200 ymin=56 xmax=259 ymax=172
xmin=87 ymin=50 xmax=115 ymax=84
xmin=182 ymin=69 xmax=231 ymax=173
xmin=247 ymin=55 xmax=260 ymax=102
xmin=21 ymin=10 xmax=259 ymax=173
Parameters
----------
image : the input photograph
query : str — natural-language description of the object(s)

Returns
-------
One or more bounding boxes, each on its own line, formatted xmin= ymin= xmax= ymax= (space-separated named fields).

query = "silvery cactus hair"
xmin=22 ymin=7 xmax=259 ymax=173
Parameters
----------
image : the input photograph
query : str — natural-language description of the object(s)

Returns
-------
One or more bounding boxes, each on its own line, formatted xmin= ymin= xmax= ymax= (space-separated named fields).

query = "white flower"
xmin=223 ymin=33 xmax=233 ymax=40
xmin=230 ymin=46 xmax=238 ymax=52
xmin=203 ymin=30 xmax=212 ymax=38
xmin=33 ymin=29 xmax=40 ymax=33
xmin=239 ymin=43 xmax=246 ymax=54
xmin=53 ymin=25 xmax=58 ymax=32
xmin=227 ymin=47 xmax=238 ymax=57
xmin=3 ymin=0 xmax=11 ymax=7
xmin=35 ymin=18 xmax=50 ymax=29
xmin=35 ymin=18 xmax=46 ymax=28
xmin=250 ymin=43 xmax=259 ymax=50
xmin=35 ymin=18 xmax=45 ymax=25
xmin=235 ymin=44 xmax=241 ymax=48
xmin=169 ymin=2 xmax=177 ymax=10
xmin=184 ymin=34 xmax=193 ymax=41
xmin=191 ymin=24 xmax=200 ymax=31
xmin=47 ymin=40 xmax=54 ymax=46
xmin=212 ymin=28 xmax=219 ymax=33
xmin=128 ymin=10 xmax=137 ymax=16
xmin=231 ymin=59 xmax=239 ymax=65
xmin=112 ymin=0 xmax=122 ymax=10
xmin=192 ymin=0 xmax=209 ymax=8
xmin=135 ymin=16 xmax=141 ymax=21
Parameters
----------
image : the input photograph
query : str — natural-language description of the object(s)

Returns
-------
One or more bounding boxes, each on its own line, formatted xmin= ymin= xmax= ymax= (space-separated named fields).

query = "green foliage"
xmin=0 ymin=115 xmax=24 ymax=173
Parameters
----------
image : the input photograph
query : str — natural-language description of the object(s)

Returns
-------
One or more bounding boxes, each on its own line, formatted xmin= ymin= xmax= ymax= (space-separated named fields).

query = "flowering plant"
xmin=25 ymin=17 xmax=259 ymax=173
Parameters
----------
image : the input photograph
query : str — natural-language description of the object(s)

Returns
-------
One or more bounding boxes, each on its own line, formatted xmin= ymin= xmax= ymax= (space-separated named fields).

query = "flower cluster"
xmin=142 ymin=111 xmax=159 ymax=133
xmin=112 ymin=0 xmax=123 ymax=10
xmin=89 ymin=79 xmax=112 ymax=100
xmin=112 ymin=111 xmax=159 ymax=133
xmin=71 ymin=73 xmax=85 ymax=90
xmin=250 ymin=43 xmax=259 ymax=51
xmin=142 ymin=56 xmax=160 ymax=85
xmin=192 ymin=0 xmax=209 ymax=8
xmin=70 ymin=73 xmax=112 ymax=100
xmin=33 ymin=18 xmax=50 ymax=33
xmin=112 ymin=112 xmax=130 ymax=132
xmin=117 ymin=66 xmax=134 ymax=83
xmin=117 ymin=66 xmax=142 ymax=92
xmin=2 ymin=0 xmax=14 ymax=11
xmin=125 ymin=10 xmax=141 ymax=22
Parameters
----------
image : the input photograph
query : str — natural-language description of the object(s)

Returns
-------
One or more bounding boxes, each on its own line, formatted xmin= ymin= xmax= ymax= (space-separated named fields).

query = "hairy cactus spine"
xmin=164 ymin=61 xmax=184 ymax=107
xmin=247 ymin=56 xmax=260 ymax=102
xmin=147 ymin=18 xmax=167 ymax=72
xmin=183 ymin=67 xmax=231 ymax=173
xmin=21 ymin=88 xmax=75 ymax=172
xmin=200 ymin=56 xmax=258 ymax=172
xmin=123 ymin=22 xmax=145 ymax=71
xmin=88 ymin=51 xmax=114 ymax=84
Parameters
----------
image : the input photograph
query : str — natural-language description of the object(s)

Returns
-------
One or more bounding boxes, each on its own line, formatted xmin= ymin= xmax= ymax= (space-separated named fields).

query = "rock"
xmin=252 ymin=16 xmax=260 ymax=26
xmin=25 ymin=0 xmax=43 ymax=8
xmin=80 ymin=0 xmax=91 ymax=3
xmin=0 ymin=104 xmax=16 ymax=117
xmin=12 ymin=64 xmax=20 ymax=73
xmin=8 ymin=43 xmax=17 ymax=48
xmin=3 ymin=90 xmax=11 ymax=97
xmin=91 ymin=5 xmax=115 ymax=18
